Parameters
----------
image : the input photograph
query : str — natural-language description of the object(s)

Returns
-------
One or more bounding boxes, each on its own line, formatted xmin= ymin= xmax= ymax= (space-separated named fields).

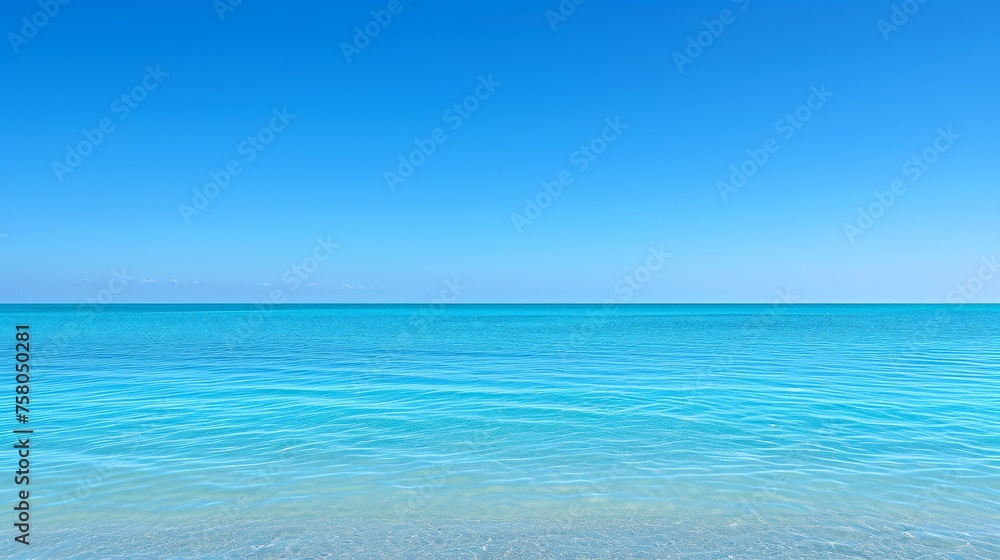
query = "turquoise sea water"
xmin=2 ymin=304 xmax=998 ymax=558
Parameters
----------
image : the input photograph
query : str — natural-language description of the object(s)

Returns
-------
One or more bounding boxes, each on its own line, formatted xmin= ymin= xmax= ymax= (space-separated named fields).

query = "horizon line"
xmin=2 ymin=302 xmax=998 ymax=306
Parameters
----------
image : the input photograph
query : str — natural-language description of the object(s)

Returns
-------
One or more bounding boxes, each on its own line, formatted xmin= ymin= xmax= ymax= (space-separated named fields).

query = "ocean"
xmin=3 ymin=304 xmax=998 ymax=558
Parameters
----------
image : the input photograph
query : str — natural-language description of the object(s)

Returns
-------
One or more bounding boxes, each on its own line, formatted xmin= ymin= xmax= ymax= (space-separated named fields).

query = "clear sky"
xmin=1 ymin=0 xmax=998 ymax=303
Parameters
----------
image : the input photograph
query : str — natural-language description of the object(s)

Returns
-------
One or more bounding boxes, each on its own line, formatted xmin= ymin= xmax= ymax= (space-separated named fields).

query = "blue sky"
xmin=1 ymin=0 xmax=998 ymax=303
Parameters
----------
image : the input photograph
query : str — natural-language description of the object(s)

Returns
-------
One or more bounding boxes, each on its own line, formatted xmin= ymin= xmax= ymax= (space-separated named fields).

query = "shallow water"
xmin=3 ymin=304 xmax=998 ymax=558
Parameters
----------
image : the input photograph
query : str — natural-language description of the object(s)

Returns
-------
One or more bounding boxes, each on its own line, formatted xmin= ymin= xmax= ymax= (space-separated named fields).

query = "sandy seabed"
xmin=37 ymin=513 xmax=1000 ymax=559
